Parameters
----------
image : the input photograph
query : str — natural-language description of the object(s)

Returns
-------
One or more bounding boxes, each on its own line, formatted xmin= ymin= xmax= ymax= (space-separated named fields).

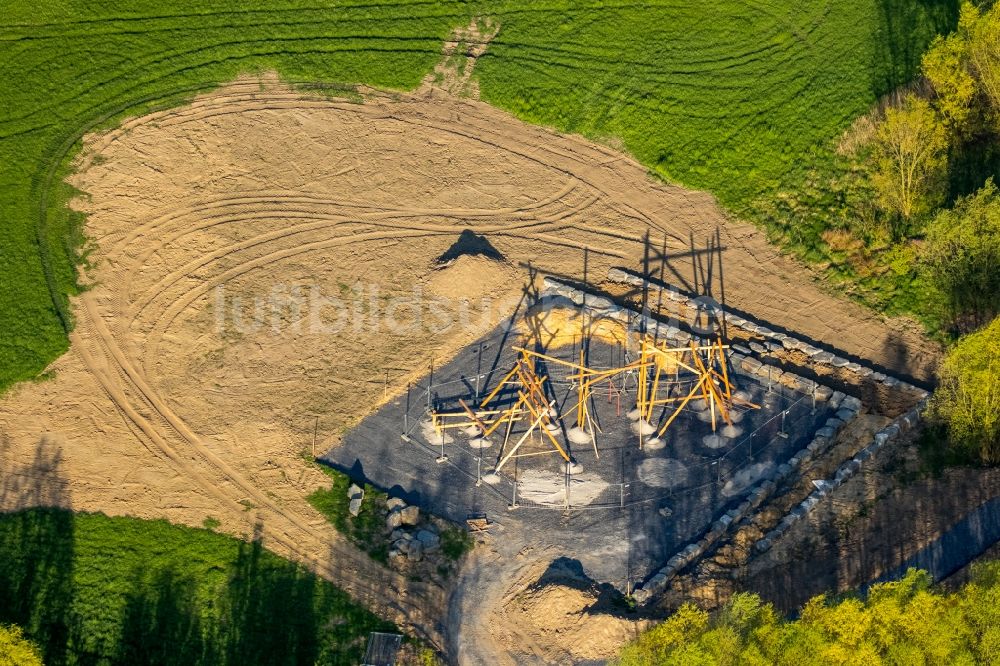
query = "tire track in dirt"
xmin=126 ymin=201 xmax=597 ymax=329
xmin=123 ymin=191 xmax=595 ymax=320
xmin=67 ymin=83 xmax=597 ymax=643
xmin=27 ymin=74 xmax=940 ymax=656
xmin=75 ymin=286 xmax=446 ymax=637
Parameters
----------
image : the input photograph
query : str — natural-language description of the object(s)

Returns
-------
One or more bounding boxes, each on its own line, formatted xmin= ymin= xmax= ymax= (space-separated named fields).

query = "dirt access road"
xmin=0 ymin=67 xmax=938 ymax=659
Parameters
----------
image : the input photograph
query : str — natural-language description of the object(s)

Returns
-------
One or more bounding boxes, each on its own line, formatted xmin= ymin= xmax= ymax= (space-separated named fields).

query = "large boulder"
xmin=416 ymin=529 xmax=441 ymax=552
xmin=407 ymin=540 xmax=424 ymax=562
xmin=386 ymin=510 xmax=403 ymax=530
xmin=386 ymin=497 xmax=406 ymax=511
xmin=400 ymin=505 xmax=420 ymax=526
xmin=348 ymin=497 xmax=362 ymax=517
xmin=347 ymin=483 xmax=363 ymax=500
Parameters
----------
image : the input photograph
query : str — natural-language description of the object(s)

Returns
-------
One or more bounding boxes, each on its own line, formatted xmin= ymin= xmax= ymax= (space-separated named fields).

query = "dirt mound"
xmin=425 ymin=253 xmax=516 ymax=302
xmin=496 ymin=577 xmax=651 ymax=663
xmin=519 ymin=303 xmax=629 ymax=350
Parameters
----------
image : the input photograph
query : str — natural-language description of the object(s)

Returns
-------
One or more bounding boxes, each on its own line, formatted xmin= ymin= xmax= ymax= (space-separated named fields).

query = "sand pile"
xmin=425 ymin=254 xmax=516 ymax=302
xmin=519 ymin=303 xmax=629 ymax=349
xmin=502 ymin=581 xmax=650 ymax=662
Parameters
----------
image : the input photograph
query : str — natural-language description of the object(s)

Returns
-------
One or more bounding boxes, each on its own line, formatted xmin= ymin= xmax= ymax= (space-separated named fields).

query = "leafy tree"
xmin=922 ymin=12 xmax=979 ymax=133
xmin=0 ymin=624 xmax=43 ymax=666
xmin=870 ymin=94 xmax=950 ymax=232
xmin=617 ymin=565 xmax=1000 ymax=665
xmin=966 ymin=2 xmax=1000 ymax=130
xmin=929 ymin=315 xmax=1000 ymax=465
xmin=618 ymin=603 xmax=709 ymax=665
xmin=923 ymin=2 xmax=1000 ymax=135
xmin=921 ymin=179 xmax=1000 ymax=330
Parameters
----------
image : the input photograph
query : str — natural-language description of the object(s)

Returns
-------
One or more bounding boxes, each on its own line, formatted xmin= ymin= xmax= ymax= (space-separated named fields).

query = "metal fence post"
xmin=403 ymin=382 xmax=410 ymax=433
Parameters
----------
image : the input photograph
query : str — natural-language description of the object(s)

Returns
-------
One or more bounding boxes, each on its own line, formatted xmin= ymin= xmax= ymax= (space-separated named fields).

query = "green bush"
xmin=439 ymin=526 xmax=473 ymax=561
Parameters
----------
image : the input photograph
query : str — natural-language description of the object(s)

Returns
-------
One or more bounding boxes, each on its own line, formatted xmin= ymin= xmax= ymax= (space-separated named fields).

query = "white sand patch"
xmin=631 ymin=419 xmax=655 ymax=436
xmin=566 ymin=426 xmax=593 ymax=445
xmin=721 ymin=424 xmax=743 ymax=438
xmin=421 ymin=420 xmax=454 ymax=446
xmin=643 ymin=437 xmax=666 ymax=451
xmin=702 ymin=434 xmax=729 ymax=449
xmin=516 ymin=468 xmax=610 ymax=506
xmin=636 ymin=458 xmax=689 ymax=489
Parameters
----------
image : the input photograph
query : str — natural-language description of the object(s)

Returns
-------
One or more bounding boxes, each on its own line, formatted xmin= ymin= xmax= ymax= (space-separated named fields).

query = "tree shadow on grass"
xmin=873 ymin=0 xmax=959 ymax=97
xmin=0 ymin=434 xmax=75 ymax=665
xmin=111 ymin=530 xmax=382 ymax=666
xmin=114 ymin=569 xmax=210 ymax=666
xmin=0 ymin=435 xmax=388 ymax=665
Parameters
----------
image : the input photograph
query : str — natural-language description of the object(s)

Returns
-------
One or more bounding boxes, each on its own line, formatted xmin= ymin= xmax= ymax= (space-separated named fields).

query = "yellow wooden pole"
xmin=479 ymin=364 xmax=522 ymax=407
xmin=657 ymin=374 xmax=709 ymax=437
xmin=495 ymin=395 xmax=552 ymax=473
xmin=512 ymin=346 xmax=591 ymax=372
xmin=482 ymin=394 xmax=527 ymax=437
xmin=647 ymin=353 xmax=662 ymax=421
xmin=638 ymin=339 xmax=647 ymax=419
xmin=459 ymin=398 xmax=489 ymax=434
xmin=520 ymin=393 xmax=571 ymax=462
xmin=717 ymin=338 xmax=733 ymax=400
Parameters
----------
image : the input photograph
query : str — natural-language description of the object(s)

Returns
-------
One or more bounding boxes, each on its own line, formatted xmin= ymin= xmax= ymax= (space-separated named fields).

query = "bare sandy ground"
xmin=0 ymin=70 xmax=940 ymax=658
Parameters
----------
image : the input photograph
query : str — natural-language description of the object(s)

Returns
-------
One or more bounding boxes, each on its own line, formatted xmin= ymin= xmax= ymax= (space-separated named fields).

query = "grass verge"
xmin=0 ymin=508 xmax=395 ymax=665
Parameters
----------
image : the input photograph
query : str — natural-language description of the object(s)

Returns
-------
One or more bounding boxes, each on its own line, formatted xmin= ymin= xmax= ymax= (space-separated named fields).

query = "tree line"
xmin=864 ymin=2 xmax=1000 ymax=465
xmin=618 ymin=564 xmax=1000 ymax=665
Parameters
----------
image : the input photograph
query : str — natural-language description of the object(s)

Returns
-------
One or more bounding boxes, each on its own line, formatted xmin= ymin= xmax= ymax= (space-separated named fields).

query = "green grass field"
xmin=0 ymin=509 xmax=395 ymax=665
xmin=475 ymin=0 xmax=958 ymax=323
xmin=0 ymin=1 xmax=957 ymax=393
xmin=479 ymin=0 xmax=946 ymax=208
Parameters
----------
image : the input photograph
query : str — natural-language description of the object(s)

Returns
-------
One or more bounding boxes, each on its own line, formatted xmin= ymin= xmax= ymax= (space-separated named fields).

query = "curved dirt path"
xmin=0 ymin=74 xmax=940 ymax=659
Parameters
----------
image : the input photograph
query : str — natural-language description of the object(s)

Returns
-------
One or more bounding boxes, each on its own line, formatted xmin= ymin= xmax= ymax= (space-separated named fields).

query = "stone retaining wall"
xmin=630 ymin=390 xmax=863 ymax=603
xmin=752 ymin=399 xmax=927 ymax=555
xmin=538 ymin=277 xmax=860 ymax=604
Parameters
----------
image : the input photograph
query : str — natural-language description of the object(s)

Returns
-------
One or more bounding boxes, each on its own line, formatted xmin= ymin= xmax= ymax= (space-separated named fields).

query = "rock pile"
xmin=380 ymin=497 xmax=450 ymax=565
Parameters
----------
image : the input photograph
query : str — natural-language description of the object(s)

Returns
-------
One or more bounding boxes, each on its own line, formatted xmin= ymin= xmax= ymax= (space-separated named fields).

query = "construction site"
xmin=325 ymin=285 xmax=834 ymax=591
xmin=0 ymin=72 xmax=959 ymax=664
